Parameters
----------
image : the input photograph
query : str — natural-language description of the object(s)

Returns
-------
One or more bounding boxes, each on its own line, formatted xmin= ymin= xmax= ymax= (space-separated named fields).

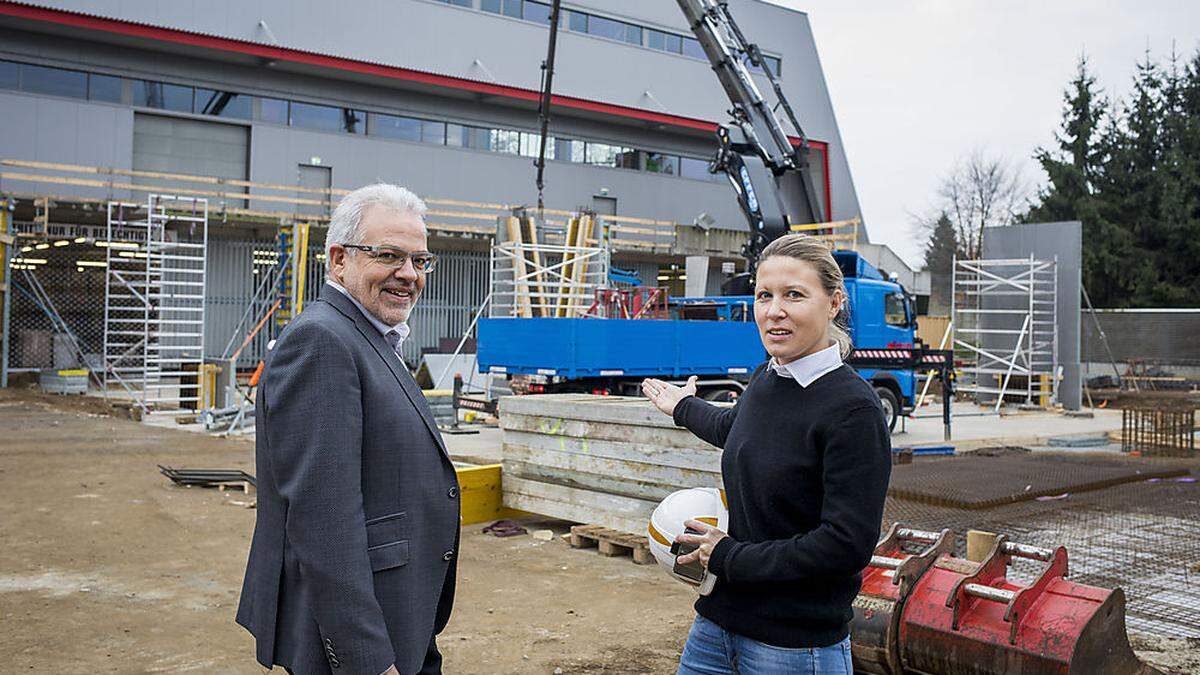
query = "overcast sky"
xmin=764 ymin=0 xmax=1200 ymax=268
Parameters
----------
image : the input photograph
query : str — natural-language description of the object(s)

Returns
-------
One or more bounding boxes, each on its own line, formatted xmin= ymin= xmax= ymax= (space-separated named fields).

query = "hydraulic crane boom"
xmin=675 ymin=0 xmax=827 ymax=292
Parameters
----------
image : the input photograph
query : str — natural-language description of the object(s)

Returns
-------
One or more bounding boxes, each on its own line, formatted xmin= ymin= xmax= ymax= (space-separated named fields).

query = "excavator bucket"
xmin=896 ymin=533 xmax=1161 ymax=675
xmin=851 ymin=525 xmax=1165 ymax=675
xmin=851 ymin=524 xmax=954 ymax=674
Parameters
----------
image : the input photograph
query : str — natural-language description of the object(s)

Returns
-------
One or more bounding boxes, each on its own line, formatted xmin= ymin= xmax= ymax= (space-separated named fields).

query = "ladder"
xmin=103 ymin=195 xmax=208 ymax=415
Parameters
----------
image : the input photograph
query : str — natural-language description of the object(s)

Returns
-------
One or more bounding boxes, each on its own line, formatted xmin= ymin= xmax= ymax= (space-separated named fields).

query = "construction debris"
xmin=158 ymin=465 xmax=256 ymax=492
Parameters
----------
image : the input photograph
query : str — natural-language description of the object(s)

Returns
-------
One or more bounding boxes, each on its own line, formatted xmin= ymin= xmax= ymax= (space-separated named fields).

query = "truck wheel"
xmin=702 ymin=389 xmax=739 ymax=403
xmin=874 ymin=386 xmax=899 ymax=433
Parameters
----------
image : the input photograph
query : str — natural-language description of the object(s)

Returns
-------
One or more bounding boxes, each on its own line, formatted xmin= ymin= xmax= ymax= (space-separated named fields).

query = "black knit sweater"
xmin=673 ymin=363 xmax=891 ymax=648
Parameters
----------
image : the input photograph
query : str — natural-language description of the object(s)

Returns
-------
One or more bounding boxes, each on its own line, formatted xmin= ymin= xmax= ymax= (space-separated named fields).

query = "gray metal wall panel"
xmin=982 ymin=221 xmax=1083 ymax=409
xmin=12 ymin=0 xmax=863 ymax=230
xmin=0 ymin=90 xmax=133 ymax=200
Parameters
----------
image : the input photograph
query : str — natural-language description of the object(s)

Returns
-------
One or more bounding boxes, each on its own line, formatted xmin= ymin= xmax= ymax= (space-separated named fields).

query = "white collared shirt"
xmin=326 ymin=279 xmax=410 ymax=354
xmin=770 ymin=342 xmax=843 ymax=387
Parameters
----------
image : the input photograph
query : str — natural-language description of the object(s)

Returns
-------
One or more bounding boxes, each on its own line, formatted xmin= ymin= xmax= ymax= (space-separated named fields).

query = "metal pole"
xmin=1081 ymin=282 xmax=1122 ymax=389
xmin=534 ymin=0 xmax=563 ymax=212
xmin=0 ymin=199 xmax=12 ymax=388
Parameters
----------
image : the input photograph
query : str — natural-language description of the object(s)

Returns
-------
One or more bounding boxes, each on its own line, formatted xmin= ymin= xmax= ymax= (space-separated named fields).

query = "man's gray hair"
xmin=325 ymin=183 xmax=428 ymax=269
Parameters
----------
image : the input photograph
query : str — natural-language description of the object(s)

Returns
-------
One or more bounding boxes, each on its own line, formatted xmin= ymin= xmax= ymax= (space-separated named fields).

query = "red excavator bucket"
xmin=897 ymin=533 xmax=1159 ymax=675
xmin=852 ymin=524 xmax=954 ymax=674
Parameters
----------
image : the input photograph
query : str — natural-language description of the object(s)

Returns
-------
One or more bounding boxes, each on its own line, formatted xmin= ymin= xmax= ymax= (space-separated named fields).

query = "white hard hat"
xmin=648 ymin=487 xmax=729 ymax=595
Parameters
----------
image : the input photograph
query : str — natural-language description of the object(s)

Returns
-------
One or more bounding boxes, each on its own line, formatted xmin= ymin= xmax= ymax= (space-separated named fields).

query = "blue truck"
xmin=473 ymin=0 xmax=954 ymax=436
xmin=477 ymin=250 xmax=951 ymax=432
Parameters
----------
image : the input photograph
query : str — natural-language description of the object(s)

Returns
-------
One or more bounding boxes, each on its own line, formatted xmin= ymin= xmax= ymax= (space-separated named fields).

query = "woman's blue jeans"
xmin=677 ymin=614 xmax=853 ymax=674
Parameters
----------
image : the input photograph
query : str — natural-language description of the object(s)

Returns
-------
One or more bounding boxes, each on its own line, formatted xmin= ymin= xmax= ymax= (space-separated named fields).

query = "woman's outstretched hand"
xmin=642 ymin=376 xmax=698 ymax=417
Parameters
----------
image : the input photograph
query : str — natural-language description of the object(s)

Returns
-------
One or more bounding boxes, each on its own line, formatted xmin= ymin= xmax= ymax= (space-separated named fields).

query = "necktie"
xmin=384 ymin=329 xmax=402 ymax=357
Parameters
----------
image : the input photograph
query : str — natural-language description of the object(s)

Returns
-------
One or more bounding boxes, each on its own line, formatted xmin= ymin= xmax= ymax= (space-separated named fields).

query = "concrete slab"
xmin=896 ymin=401 xmax=1124 ymax=450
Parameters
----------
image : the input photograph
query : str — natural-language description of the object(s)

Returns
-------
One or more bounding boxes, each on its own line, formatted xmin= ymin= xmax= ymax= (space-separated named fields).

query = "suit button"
xmin=448 ymin=487 xmax=458 ymax=499
xmin=443 ymin=550 xmax=454 ymax=561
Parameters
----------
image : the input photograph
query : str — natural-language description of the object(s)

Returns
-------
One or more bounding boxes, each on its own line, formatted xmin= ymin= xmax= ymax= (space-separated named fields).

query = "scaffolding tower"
xmin=102 ymin=195 xmax=208 ymax=415
xmin=952 ymin=256 xmax=1058 ymax=409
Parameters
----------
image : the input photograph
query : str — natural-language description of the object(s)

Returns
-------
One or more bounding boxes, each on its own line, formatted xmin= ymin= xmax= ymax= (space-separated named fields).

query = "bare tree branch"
xmin=922 ymin=149 xmax=1028 ymax=259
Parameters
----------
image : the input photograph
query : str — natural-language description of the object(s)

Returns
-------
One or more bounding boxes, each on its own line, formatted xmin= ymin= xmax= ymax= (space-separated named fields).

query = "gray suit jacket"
xmin=237 ymin=284 xmax=460 ymax=674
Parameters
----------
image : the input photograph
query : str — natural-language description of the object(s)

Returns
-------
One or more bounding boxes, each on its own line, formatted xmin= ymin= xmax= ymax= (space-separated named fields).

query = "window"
xmin=645 ymin=152 xmax=679 ymax=175
xmin=0 ymin=61 xmax=17 ymax=90
xmin=587 ymin=14 xmax=640 ymax=45
xmin=554 ymin=137 xmax=585 ymax=163
xmin=647 ymin=30 xmax=683 ymax=54
xmin=522 ymin=1 xmax=554 ymax=24
xmin=88 ymin=73 xmax=124 ymax=103
xmin=134 ymin=80 xmax=193 ymax=112
xmin=885 ymin=294 xmax=909 ymax=327
xmin=680 ymin=157 xmax=716 ymax=181
xmin=21 ymin=64 xmax=86 ymax=99
xmin=490 ymin=128 xmax=521 ymax=154
xmin=585 ymin=142 xmax=635 ymax=168
xmin=436 ymin=0 xmax=472 ymax=6
xmin=370 ymin=113 xmax=444 ymax=144
xmin=481 ymin=0 xmax=520 ymax=18
xmin=194 ymin=88 xmax=252 ymax=119
xmin=567 ymin=10 xmax=587 ymax=32
xmin=448 ymin=124 xmax=494 ymax=150
xmin=258 ymin=97 xmax=288 ymax=124
xmin=682 ymin=37 xmax=706 ymax=60
xmin=519 ymin=132 xmax=549 ymax=158
xmin=290 ymin=101 xmax=364 ymax=134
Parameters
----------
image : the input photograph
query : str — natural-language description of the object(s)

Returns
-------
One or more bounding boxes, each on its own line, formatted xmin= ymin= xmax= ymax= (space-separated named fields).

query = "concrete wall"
xmin=982 ymin=221 xmax=1082 ymax=409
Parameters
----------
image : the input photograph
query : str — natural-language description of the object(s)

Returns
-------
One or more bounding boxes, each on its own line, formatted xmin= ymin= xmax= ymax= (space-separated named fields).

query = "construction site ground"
xmin=2 ymin=387 xmax=1199 ymax=674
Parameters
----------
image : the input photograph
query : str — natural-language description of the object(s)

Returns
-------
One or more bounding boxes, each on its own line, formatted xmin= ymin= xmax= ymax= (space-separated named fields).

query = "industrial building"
xmin=0 ymin=0 xmax=918 ymax=388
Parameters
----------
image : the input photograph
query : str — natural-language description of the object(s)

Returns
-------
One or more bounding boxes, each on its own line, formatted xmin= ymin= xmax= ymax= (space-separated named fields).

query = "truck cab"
xmin=834 ymin=251 xmax=920 ymax=429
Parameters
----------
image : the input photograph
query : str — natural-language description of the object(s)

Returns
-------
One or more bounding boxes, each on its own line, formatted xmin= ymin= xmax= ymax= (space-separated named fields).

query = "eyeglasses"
xmin=342 ymin=245 xmax=438 ymax=273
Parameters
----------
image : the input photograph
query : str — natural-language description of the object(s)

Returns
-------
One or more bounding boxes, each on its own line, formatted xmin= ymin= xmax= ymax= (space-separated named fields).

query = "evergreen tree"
xmin=1151 ymin=48 xmax=1200 ymax=305
xmin=1024 ymin=56 xmax=1128 ymax=306
xmin=922 ymin=212 xmax=957 ymax=314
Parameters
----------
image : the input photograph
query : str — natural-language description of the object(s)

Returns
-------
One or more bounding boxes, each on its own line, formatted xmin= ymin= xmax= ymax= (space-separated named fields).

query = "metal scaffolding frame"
xmin=103 ymin=194 xmax=208 ymax=415
xmin=952 ymin=256 xmax=1058 ymax=409
xmin=488 ymin=241 xmax=610 ymax=318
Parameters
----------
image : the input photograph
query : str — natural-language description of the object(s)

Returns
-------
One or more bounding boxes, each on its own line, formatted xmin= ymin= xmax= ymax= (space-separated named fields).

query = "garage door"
xmin=133 ymin=113 xmax=248 ymax=202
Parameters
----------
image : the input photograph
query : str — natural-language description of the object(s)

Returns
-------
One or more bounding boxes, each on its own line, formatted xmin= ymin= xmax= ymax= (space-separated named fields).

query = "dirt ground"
xmin=2 ymin=387 xmax=1198 ymax=674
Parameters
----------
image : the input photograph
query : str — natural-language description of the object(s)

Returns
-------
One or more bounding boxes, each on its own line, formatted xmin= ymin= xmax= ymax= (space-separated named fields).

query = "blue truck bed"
xmin=477 ymin=317 xmax=768 ymax=378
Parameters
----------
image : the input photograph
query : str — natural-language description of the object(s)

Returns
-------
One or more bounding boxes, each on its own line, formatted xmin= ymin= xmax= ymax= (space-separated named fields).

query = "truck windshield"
xmin=885 ymin=293 xmax=908 ymax=327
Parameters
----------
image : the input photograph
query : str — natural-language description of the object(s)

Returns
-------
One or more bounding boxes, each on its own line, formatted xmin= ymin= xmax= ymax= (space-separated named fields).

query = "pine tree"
xmin=1151 ymin=48 xmax=1200 ymax=305
xmin=1024 ymin=56 xmax=1126 ymax=306
xmin=922 ymin=212 xmax=957 ymax=314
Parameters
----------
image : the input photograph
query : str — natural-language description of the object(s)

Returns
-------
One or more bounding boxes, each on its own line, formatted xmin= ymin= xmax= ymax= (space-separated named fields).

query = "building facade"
xmin=0 ymin=0 xmax=864 ymax=372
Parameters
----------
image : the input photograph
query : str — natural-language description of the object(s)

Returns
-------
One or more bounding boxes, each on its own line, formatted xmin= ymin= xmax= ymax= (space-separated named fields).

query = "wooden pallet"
xmin=568 ymin=524 xmax=654 ymax=565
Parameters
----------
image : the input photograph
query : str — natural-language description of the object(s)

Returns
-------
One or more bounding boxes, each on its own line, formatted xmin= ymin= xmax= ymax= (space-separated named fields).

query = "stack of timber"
xmin=500 ymin=394 xmax=722 ymax=534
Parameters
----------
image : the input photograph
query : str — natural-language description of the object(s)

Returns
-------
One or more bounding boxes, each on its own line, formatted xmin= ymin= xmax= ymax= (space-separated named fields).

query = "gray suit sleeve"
xmin=263 ymin=321 xmax=395 ymax=674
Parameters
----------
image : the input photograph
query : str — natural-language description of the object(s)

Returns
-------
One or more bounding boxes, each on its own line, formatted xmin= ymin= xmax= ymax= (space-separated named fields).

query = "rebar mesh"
xmin=884 ymin=450 xmax=1200 ymax=638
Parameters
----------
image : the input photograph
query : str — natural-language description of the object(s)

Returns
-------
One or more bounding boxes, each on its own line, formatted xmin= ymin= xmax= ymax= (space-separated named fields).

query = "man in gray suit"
xmin=237 ymin=183 xmax=460 ymax=674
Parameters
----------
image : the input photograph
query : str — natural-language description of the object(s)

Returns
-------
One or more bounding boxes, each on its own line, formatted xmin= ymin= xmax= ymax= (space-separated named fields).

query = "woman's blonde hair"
xmin=758 ymin=234 xmax=853 ymax=358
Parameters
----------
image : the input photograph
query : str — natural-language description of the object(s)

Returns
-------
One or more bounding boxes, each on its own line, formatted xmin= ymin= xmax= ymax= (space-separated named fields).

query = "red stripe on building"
xmin=0 ymin=0 xmax=828 ymax=151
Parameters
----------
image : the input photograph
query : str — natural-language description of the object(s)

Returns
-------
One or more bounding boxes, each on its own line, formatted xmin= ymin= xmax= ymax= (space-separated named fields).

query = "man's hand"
xmin=675 ymin=518 xmax=728 ymax=568
xmin=381 ymin=666 xmax=399 ymax=675
xmin=641 ymin=376 xmax=698 ymax=417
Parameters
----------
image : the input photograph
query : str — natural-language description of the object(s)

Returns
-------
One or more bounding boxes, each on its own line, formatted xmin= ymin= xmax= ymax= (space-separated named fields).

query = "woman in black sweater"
xmin=642 ymin=234 xmax=891 ymax=674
